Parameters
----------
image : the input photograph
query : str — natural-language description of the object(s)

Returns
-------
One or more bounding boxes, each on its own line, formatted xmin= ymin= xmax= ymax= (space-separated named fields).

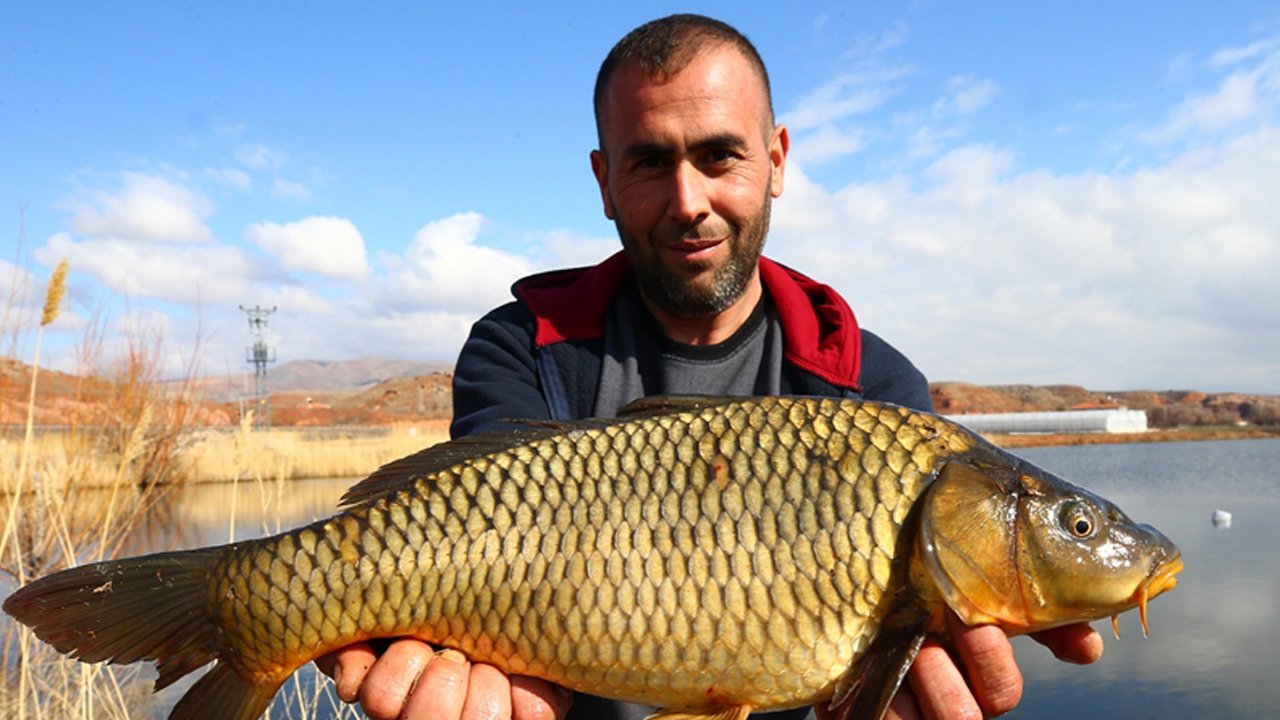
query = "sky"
xmin=2 ymin=2 xmax=1278 ymax=394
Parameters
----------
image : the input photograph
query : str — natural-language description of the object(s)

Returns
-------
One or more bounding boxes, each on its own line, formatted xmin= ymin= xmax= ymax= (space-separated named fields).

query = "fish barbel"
xmin=4 ymin=397 xmax=1182 ymax=720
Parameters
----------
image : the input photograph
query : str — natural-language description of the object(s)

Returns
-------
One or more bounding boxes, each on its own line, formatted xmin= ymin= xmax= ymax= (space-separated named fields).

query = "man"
xmin=321 ymin=14 xmax=1103 ymax=720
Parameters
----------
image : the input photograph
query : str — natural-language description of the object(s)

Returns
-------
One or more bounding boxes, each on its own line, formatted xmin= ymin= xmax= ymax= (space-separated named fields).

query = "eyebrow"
xmin=620 ymin=132 xmax=751 ymax=161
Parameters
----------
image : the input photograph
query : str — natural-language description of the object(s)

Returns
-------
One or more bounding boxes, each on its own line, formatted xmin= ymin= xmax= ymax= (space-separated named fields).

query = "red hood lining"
xmin=514 ymin=252 xmax=861 ymax=389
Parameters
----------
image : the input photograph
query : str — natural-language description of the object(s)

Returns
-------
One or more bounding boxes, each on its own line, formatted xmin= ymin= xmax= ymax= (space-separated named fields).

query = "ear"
xmin=590 ymin=149 xmax=616 ymax=220
xmin=768 ymin=124 xmax=789 ymax=198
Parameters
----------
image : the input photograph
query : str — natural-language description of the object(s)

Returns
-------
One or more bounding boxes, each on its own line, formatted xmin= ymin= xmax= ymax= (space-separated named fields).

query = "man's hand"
xmin=316 ymin=639 xmax=573 ymax=720
xmin=818 ymin=615 xmax=1104 ymax=720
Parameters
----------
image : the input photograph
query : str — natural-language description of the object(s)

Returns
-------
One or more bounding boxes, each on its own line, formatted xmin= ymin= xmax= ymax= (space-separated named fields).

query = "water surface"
xmin=23 ymin=439 xmax=1280 ymax=718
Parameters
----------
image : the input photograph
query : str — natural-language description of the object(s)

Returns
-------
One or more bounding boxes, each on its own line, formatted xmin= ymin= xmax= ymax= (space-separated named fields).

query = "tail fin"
xmin=4 ymin=547 xmax=281 ymax=720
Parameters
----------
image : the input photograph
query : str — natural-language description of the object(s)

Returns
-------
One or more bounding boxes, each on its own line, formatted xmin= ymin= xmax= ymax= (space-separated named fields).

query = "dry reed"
xmin=1 ymin=261 xmax=448 ymax=717
xmin=1 ymin=260 xmax=198 ymax=717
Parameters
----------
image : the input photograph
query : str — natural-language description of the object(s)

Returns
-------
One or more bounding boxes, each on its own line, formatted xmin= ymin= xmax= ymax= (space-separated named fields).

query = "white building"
xmin=947 ymin=408 xmax=1148 ymax=434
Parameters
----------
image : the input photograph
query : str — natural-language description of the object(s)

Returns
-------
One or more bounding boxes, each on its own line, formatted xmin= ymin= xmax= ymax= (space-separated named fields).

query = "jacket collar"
xmin=513 ymin=251 xmax=861 ymax=389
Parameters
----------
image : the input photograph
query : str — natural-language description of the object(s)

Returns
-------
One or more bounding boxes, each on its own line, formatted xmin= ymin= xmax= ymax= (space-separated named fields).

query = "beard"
xmin=616 ymin=192 xmax=771 ymax=318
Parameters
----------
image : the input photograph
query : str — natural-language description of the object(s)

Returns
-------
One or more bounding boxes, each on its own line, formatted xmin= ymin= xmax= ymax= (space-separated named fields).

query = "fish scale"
xmin=194 ymin=397 xmax=959 ymax=710
xmin=5 ymin=395 xmax=1181 ymax=720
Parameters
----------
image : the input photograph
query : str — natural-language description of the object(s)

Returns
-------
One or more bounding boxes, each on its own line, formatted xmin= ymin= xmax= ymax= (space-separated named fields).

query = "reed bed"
xmin=1 ymin=258 xmax=430 ymax=717
xmin=177 ymin=421 xmax=450 ymax=484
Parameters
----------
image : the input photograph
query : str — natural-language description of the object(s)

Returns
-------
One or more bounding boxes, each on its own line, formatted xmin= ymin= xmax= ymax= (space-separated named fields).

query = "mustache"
xmin=653 ymin=221 xmax=735 ymax=244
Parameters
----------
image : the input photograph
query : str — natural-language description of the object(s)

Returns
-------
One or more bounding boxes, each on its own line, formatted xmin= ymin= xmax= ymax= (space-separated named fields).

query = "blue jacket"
xmin=451 ymin=252 xmax=931 ymax=439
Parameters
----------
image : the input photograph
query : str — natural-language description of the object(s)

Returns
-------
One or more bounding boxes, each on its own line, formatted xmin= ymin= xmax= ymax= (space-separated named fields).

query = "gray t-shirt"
xmin=594 ymin=282 xmax=784 ymax=417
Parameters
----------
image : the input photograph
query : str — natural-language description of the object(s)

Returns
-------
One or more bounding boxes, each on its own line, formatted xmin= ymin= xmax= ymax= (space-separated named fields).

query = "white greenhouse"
xmin=947 ymin=408 xmax=1148 ymax=434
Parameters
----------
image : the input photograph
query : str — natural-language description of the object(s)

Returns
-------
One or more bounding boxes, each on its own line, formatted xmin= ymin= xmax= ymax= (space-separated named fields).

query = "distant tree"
xmin=1242 ymin=400 xmax=1280 ymax=426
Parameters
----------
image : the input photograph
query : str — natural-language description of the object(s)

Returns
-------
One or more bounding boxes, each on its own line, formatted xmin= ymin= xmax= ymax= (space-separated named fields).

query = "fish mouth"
xmin=1111 ymin=554 xmax=1184 ymax=639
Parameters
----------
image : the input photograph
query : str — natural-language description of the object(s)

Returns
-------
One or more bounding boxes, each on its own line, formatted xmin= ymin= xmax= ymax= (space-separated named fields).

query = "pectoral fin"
xmin=644 ymin=705 xmax=753 ymax=720
xmin=827 ymin=602 xmax=931 ymax=720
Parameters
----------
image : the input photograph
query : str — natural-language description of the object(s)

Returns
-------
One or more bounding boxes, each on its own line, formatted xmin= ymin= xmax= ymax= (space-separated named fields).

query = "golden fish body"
xmin=211 ymin=397 xmax=959 ymax=708
xmin=4 ymin=397 xmax=1182 ymax=720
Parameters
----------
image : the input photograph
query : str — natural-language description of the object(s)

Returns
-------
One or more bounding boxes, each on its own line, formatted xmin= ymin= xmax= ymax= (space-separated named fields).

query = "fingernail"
xmin=437 ymin=648 xmax=467 ymax=664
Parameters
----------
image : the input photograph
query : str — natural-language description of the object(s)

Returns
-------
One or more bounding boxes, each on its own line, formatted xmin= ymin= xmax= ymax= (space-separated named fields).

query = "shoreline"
xmin=986 ymin=425 xmax=1280 ymax=448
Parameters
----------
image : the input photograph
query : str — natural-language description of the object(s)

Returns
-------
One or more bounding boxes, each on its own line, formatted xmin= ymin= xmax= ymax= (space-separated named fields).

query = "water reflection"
xmin=125 ymin=476 xmax=356 ymax=553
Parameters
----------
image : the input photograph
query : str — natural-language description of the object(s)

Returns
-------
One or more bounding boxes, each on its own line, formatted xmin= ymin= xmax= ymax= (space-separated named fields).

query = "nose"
xmin=668 ymin=161 xmax=711 ymax=224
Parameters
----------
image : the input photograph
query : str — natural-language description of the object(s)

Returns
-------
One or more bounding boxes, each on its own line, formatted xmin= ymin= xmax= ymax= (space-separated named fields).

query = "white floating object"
xmin=1212 ymin=509 xmax=1232 ymax=528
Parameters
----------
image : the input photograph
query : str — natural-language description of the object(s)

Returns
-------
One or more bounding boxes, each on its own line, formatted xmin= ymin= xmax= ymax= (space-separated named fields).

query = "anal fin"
xmin=828 ymin=602 xmax=931 ymax=720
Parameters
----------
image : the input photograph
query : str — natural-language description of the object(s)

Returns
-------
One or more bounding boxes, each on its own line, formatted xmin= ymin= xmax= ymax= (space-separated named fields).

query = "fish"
xmin=3 ymin=396 xmax=1182 ymax=720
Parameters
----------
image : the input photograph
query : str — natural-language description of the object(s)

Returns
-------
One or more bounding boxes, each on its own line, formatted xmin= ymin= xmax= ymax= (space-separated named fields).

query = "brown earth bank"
xmin=4 ymin=357 xmax=1278 ymax=445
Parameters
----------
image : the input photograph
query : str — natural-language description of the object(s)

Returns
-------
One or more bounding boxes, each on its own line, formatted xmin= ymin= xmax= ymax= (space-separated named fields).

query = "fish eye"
xmin=1060 ymin=502 xmax=1098 ymax=539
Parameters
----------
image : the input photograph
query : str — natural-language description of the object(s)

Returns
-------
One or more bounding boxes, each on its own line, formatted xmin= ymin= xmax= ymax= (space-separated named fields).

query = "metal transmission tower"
xmin=239 ymin=305 xmax=277 ymax=429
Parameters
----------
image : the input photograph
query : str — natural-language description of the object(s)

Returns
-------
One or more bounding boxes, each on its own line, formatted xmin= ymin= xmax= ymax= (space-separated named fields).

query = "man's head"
xmin=593 ymin=14 xmax=775 ymax=154
xmin=590 ymin=15 xmax=788 ymax=330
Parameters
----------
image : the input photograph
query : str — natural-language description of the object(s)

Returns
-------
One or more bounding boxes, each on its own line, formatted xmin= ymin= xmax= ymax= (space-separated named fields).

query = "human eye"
xmin=631 ymin=154 xmax=666 ymax=171
xmin=700 ymin=145 xmax=743 ymax=170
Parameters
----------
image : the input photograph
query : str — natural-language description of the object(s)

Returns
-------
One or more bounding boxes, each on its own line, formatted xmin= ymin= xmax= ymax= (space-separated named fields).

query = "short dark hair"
xmin=593 ymin=14 xmax=774 ymax=149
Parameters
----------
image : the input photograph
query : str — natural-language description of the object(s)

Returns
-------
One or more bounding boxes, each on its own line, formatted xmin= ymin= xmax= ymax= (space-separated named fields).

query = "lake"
xmin=20 ymin=438 xmax=1280 ymax=719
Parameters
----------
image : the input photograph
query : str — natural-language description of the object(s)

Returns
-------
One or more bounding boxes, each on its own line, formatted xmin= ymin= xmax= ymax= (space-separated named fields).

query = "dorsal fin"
xmin=337 ymin=426 xmax=555 ymax=507
xmin=338 ymin=417 xmax=612 ymax=507
xmin=616 ymin=394 xmax=745 ymax=418
xmin=339 ymin=396 xmax=745 ymax=507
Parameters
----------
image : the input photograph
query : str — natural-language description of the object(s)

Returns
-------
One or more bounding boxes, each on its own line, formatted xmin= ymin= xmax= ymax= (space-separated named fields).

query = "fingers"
xmin=358 ymin=639 xmax=436 ymax=719
xmin=908 ymin=638 xmax=984 ymax=720
xmin=323 ymin=639 xmax=572 ymax=720
xmin=822 ymin=619 xmax=1102 ymax=720
xmin=906 ymin=615 xmax=1023 ymax=720
xmin=316 ymin=642 xmax=380 ymax=704
xmin=947 ymin=615 xmax=1023 ymax=718
xmin=399 ymin=648 xmax=471 ymax=719
xmin=510 ymin=675 xmax=574 ymax=720
xmin=882 ymin=687 xmax=922 ymax=720
xmin=458 ymin=661 xmax=511 ymax=719
xmin=1030 ymin=622 xmax=1105 ymax=665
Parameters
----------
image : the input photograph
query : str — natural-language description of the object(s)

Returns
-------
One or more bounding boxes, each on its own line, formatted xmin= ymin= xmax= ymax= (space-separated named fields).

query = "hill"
xmin=4 ymin=356 xmax=1278 ymax=431
xmin=186 ymin=357 xmax=453 ymax=401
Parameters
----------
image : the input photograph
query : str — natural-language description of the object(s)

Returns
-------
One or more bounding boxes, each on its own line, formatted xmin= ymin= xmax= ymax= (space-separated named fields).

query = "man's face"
xmin=591 ymin=46 xmax=788 ymax=318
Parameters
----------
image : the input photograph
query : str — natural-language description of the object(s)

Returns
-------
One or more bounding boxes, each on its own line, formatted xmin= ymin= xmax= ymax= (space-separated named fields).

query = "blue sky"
xmin=3 ymin=2 xmax=1278 ymax=393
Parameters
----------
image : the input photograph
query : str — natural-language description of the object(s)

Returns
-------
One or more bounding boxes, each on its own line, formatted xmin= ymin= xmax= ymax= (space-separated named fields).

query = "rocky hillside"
xmin=931 ymin=381 xmax=1280 ymax=427
xmin=4 ymin=356 xmax=1277 ymax=429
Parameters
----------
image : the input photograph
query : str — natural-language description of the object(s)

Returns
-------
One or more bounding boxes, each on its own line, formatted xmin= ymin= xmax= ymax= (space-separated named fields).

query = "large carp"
xmin=4 ymin=397 xmax=1181 ymax=720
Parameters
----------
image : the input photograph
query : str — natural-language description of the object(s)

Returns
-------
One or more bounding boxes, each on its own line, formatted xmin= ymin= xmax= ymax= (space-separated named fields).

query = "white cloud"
xmin=39 ymin=232 xmax=253 ymax=304
xmin=1145 ymin=35 xmax=1279 ymax=143
xmin=1210 ymin=37 xmax=1280 ymax=68
xmin=246 ymin=216 xmax=369 ymax=280
xmin=934 ymin=76 xmax=999 ymax=115
xmin=66 ymin=172 xmax=213 ymax=243
xmin=771 ymin=123 xmax=1280 ymax=391
xmin=1147 ymin=71 xmax=1262 ymax=142
xmin=530 ymin=228 xmax=619 ymax=269
xmin=235 ymin=143 xmax=287 ymax=172
xmin=788 ymin=124 xmax=867 ymax=167
xmin=781 ymin=63 xmax=909 ymax=131
xmin=203 ymin=167 xmax=252 ymax=191
xmin=271 ymin=179 xmax=312 ymax=200
xmin=386 ymin=212 xmax=535 ymax=314
xmin=904 ymin=125 xmax=961 ymax=161
xmin=0 ymin=259 xmax=35 ymax=309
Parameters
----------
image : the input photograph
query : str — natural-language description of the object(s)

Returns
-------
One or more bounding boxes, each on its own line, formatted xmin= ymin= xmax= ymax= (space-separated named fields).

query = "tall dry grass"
xmin=1 ymin=257 xmax=450 ymax=718
xmin=0 ymin=259 xmax=205 ymax=717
